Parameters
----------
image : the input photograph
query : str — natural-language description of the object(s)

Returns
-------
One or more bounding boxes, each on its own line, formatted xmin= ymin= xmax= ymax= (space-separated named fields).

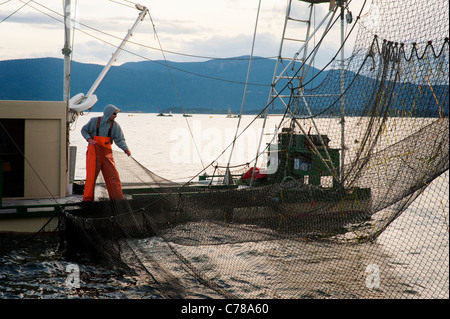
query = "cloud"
xmin=174 ymin=32 xmax=280 ymax=61
xmin=71 ymin=40 xmax=119 ymax=65
xmin=0 ymin=0 xmax=363 ymax=68
xmin=0 ymin=10 xmax=61 ymax=27
xmin=155 ymin=18 xmax=214 ymax=37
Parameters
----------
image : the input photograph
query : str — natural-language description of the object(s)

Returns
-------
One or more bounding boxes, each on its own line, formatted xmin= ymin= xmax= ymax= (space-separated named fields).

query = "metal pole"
xmin=250 ymin=0 xmax=293 ymax=187
xmin=273 ymin=4 xmax=336 ymax=86
xmin=224 ymin=0 xmax=262 ymax=185
xmin=340 ymin=1 xmax=345 ymax=183
xmin=251 ymin=1 xmax=338 ymax=186
xmin=63 ymin=0 xmax=71 ymax=109
xmin=63 ymin=0 xmax=72 ymax=195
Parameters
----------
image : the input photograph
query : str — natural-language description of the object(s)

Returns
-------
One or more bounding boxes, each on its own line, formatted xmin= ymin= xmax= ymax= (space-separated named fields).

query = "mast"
xmin=63 ymin=0 xmax=71 ymax=114
xmin=339 ymin=0 xmax=345 ymax=183
xmin=63 ymin=0 xmax=72 ymax=195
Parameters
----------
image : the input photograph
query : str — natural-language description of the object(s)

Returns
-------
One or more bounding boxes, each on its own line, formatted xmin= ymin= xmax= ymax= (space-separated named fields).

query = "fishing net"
xmin=63 ymin=0 xmax=449 ymax=299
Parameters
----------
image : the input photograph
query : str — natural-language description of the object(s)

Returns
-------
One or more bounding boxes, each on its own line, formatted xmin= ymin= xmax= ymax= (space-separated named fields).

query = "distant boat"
xmin=157 ymin=110 xmax=173 ymax=117
xmin=226 ymin=108 xmax=239 ymax=118
xmin=183 ymin=113 xmax=192 ymax=117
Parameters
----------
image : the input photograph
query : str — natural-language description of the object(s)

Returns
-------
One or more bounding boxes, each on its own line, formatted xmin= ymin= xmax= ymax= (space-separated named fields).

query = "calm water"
xmin=1 ymin=114 xmax=448 ymax=299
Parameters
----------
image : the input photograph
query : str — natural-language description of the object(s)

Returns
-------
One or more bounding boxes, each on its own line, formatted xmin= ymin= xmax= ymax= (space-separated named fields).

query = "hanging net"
xmin=63 ymin=0 xmax=449 ymax=299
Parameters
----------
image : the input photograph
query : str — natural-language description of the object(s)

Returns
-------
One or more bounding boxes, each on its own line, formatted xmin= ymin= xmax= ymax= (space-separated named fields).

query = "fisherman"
xmin=81 ymin=104 xmax=131 ymax=202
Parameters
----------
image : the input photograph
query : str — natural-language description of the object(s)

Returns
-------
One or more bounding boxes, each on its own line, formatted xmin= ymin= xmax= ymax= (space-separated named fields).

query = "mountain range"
xmin=0 ymin=56 xmax=327 ymax=114
xmin=1 ymin=57 xmax=445 ymax=118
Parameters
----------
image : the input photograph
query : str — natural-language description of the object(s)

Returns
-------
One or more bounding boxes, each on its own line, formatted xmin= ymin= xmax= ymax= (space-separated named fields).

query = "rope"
xmin=145 ymin=9 xmax=205 ymax=169
xmin=0 ymin=0 xmax=32 ymax=24
xmin=11 ymin=0 xmax=274 ymax=86
xmin=225 ymin=0 xmax=262 ymax=176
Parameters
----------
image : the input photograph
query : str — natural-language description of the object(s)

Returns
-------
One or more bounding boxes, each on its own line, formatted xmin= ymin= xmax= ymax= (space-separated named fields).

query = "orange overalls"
xmin=83 ymin=117 xmax=124 ymax=201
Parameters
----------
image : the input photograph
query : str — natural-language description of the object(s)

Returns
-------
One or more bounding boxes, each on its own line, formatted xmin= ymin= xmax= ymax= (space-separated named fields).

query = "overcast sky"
xmin=0 ymin=0 xmax=366 ymax=68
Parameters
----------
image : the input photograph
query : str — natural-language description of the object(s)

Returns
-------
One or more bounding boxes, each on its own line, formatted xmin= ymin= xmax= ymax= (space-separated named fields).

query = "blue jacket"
xmin=81 ymin=104 xmax=129 ymax=152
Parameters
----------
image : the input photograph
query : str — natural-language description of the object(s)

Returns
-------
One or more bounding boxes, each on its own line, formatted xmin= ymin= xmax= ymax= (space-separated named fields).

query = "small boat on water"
xmin=226 ymin=108 xmax=239 ymax=118
xmin=157 ymin=111 xmax=173 ymax=117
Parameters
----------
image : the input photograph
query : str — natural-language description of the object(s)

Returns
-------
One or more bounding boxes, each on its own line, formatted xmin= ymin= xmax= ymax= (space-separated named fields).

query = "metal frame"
xmin=251 ymin=0 xmax=347 ymax=186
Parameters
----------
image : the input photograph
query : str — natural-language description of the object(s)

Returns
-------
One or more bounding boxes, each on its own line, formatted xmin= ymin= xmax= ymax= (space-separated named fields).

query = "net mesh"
xmin=63 ymin=0 xmax=449 ymax=298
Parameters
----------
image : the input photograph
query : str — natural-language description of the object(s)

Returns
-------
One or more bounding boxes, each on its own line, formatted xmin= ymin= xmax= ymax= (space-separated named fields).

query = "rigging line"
xmin=295 ymin=0 xmax=368 ymax=90
xmin=264 ymin=0 xmax=367 ymax=125
xmin=250 ymin=0 xmax=368 ymax=183
xmin=147 ymin=10 xmax=184 ymax=114
xmin=85 ymin=104 xmax=290 ymax=220
xmin=288 ymin=39 xmax=450 ymax=122
xmin=282 ymin=0 xmax=352 ymax=88
xmin=119 ymin=0 xmax=138 ymax=6
xmin=289 ymin=40 xmax=375 ymax=121
xmin=109 ymin=4 xmax=365 ymax=189
xmin=212 ymin=22 xmax=360 ymax=176
xmin=250 ymin=1 xmax=338 ymax=185
xmin=0 ymin=0 xmax=33 ymax=23
xmin=286 ymin=0 xmax=356 ymax=90
xmin=16 ymin=0 xmax=63 ymax=24
xmin=114 ymin=85 xmax=293 ymax=215
xmin=75 ymin=5 xmax=276 ymax=61
xmin=16 ymin=0 xmax=272 ymax=86
xmin=108 ymin=0 xmax=135 ymax=10
xmin=20 ymin=0 xmax=276 ymax=62
xmin=21 ymin=0 xmax=275 ymax=62
xmin=76 ymin=25 xmax=271 ymax=86
xmin=68 ymin=0 xmax=77 ymax=78
xmin=225 ymin=0 xmax=262 ymax=173
xmin=146 ymin=9 xmax=206 ymax=169
xmin=182 ymin=89 xmax=289 ymax=185
xmin=296 ymin=40 xmax=450 ymax=120
xmin=76 ymin=27 xmax=270 ymax=86
xmin=107 ymin=105 xmax=290 ymax=216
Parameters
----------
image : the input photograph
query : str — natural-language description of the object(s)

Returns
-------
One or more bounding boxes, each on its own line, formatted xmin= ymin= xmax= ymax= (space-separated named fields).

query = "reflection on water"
xmin=0 ymin=234 xmax=160 ymax=299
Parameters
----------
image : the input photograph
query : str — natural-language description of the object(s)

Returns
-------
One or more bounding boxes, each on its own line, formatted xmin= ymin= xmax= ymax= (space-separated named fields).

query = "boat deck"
xmin=1 ymin=195 xmax=83 ymax=213
xmin=0 ymin=195 xmax=83 ymax=234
